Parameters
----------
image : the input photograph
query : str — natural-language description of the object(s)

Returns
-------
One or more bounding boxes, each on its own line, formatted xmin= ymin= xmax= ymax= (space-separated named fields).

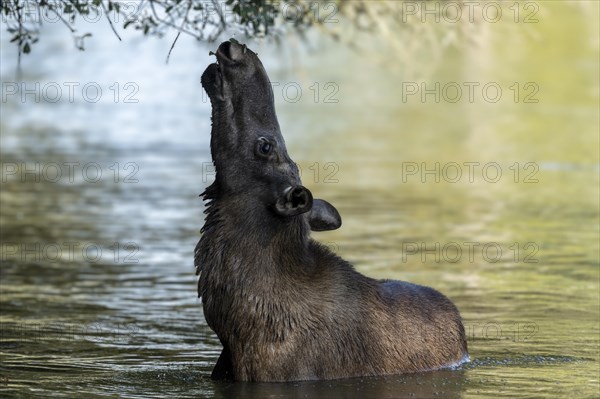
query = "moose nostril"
xmin=220 ymin=42 xmax=231 ymax=58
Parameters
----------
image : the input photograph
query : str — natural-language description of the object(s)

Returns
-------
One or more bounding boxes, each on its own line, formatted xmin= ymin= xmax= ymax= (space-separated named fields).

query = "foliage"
xmin=0 ymin=0 xmax=341 ymax=59
xmin=6 ymin=0 xmax=565 ymax=74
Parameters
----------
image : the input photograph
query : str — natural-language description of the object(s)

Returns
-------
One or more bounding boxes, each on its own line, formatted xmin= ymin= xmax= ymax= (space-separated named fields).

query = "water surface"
xmin=1 ymin=2 xmax=598 ymax=398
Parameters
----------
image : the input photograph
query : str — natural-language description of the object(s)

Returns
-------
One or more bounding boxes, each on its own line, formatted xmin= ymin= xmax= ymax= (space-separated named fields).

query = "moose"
xmin=195 ymin=40 xmax=468 ymax=382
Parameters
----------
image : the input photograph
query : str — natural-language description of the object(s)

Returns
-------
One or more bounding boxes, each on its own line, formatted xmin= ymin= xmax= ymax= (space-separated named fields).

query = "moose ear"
xmin=274 ymin=186 xmax=314 ymax=217
xmin=308 ymin=199 xmax=342 ymax=231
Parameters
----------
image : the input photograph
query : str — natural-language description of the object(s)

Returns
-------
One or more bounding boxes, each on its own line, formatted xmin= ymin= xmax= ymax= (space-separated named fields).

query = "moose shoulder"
xmin=195 ymin=41 xmax=468 ymax=382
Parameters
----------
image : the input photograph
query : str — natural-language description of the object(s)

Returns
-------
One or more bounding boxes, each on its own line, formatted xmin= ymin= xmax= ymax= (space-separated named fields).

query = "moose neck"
xmin=201 ymin=186 xmax=312 ymax=276
xmin=202 ymin=74 xmax=309 ymax=275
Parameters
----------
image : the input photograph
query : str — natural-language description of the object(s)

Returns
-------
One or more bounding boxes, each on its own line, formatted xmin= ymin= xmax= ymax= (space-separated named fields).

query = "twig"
xmin=212 ymin=0 xmax=227 ymax=31
xmin=166 ymin=31 xmax=181 ymax=64
xmin=16 ymin=2 xmax=23 ymax=80
xmin=37 ymin=2 xmax=43 ymax=27
xmin=149 ymin=0 xmax=202 ymax=40
xmin=165 ymin=0 xmax=192 ymax=64
xmin=49 ymin=1 xmax=76 ymax=33
xmin=102 ymin=1 xmax=122 ymax=41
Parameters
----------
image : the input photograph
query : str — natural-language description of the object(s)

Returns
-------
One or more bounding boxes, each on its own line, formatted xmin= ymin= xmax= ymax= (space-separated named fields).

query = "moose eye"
xmin=260 ymin=142 xmax=272 ymax=154
xmin=256 ymin=138 xmax=273 ymax=157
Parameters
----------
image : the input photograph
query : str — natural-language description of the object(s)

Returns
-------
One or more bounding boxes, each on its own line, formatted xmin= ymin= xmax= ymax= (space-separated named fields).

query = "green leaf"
xmin=23 ymin=42 xmax=31 ymax=54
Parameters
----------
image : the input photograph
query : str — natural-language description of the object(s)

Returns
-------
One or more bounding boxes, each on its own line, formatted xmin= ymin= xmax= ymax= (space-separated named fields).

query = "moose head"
xmin=201 ymin=40 xmax=341 ymax=233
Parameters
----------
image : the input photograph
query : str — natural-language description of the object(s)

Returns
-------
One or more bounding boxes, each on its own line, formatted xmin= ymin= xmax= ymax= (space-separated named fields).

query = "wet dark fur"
xmin=195 ymin=42 xmax=468 ymax=382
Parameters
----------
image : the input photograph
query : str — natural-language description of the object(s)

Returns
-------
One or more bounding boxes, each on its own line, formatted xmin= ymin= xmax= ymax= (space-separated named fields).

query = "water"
xmin=1 ymin=1 xmax=598 ymax=398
